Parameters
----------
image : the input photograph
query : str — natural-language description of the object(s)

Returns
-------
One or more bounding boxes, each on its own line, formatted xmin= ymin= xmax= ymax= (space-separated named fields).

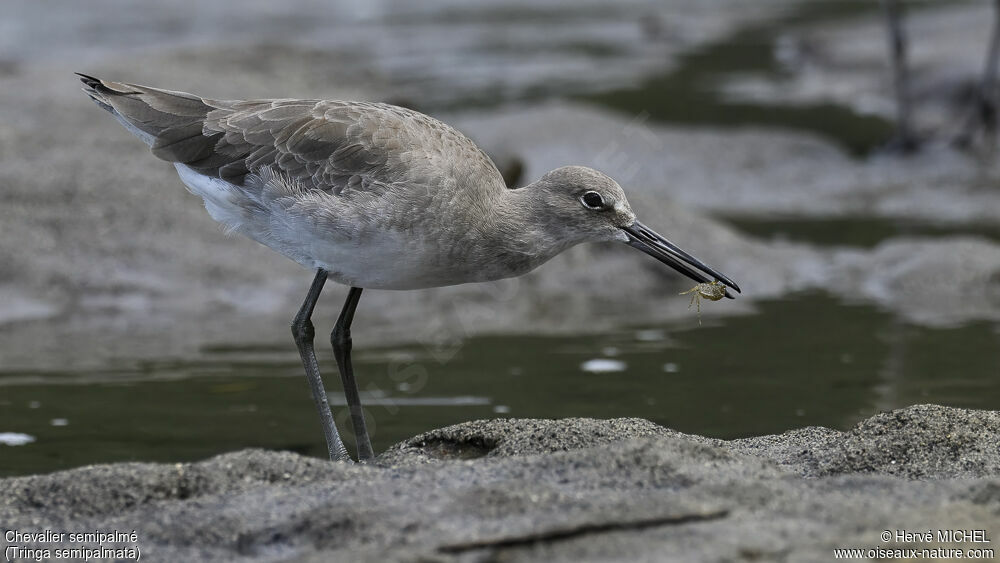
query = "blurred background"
xmin=2 ymin=0 xmax=999 ymax=475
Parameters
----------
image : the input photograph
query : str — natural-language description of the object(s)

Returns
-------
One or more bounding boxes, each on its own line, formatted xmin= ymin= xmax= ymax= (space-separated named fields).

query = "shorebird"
xmin=78 ymin=74 xmax=740 ymax=463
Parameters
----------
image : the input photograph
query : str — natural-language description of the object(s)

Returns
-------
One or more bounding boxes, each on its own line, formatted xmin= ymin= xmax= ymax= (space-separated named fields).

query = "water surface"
xmin=580 ymin=0 xmax=896 ymax=155
xmin=2 ymin=292 xmax=998 ymax=477
xmin=722 ymin=216 xmax=1000 ymax=248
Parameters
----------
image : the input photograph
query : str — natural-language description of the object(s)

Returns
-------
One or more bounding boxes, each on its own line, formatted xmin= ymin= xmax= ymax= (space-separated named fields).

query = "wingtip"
xmin=75 ymin=74 xmax=143 ymax=97
xmin=78 ymin=74 xmax=116 ymax=113
xmin=75 ymin=72 xmax=101 ymax=88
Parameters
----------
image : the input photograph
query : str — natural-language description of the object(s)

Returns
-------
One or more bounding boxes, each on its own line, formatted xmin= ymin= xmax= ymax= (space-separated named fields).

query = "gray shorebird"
xmin=78 ymin=74 xmax=740 ymax=463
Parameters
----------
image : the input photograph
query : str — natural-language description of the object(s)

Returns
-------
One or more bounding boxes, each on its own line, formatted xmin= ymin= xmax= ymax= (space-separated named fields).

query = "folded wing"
xmin=78 ymin=74 xmax=501 ymax=197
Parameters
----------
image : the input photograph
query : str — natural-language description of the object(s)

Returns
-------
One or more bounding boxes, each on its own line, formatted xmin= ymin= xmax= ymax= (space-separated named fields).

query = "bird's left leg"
xmin=292 ymin=269 xmax=351 ymax=462
xmin=331 ymin=287 xmax=375 ymax=462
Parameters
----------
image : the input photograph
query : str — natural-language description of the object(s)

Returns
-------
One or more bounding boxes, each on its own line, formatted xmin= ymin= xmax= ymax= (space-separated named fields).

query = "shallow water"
xmin=580 ymin=0 xmax=896 ymax=156
xmin=5 ymin=0 xmax=896 ymax=154
xmin=2 ymin=292 xmax=998 ymax=476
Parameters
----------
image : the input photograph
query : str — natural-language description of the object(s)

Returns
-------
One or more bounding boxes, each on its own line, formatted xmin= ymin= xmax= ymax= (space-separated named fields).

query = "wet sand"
xmin=1 ymin=405 xmax=998 ymax=561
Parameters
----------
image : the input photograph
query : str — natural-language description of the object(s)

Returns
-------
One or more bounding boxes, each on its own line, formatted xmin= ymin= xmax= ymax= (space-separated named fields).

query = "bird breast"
xmin=176 ymin=163 xmax=547 ymax=289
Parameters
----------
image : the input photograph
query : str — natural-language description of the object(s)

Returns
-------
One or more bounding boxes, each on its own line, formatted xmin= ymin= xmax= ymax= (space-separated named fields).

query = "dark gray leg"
xmin=331 ymin=287 xmax=375 ymax=462
xmin=292 ymin=269 xmax=351 ymax=462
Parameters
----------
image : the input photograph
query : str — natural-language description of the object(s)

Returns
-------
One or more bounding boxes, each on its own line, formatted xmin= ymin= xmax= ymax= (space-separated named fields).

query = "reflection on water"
xmin=2 ymin=292 xmax=998 ymax=477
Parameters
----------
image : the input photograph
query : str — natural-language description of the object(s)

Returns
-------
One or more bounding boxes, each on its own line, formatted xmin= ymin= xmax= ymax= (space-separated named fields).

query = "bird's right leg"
xmin=331 ymin=287 xmax=375 ymax=463
xmin=291 ymin=269 xmax=351 ymax=462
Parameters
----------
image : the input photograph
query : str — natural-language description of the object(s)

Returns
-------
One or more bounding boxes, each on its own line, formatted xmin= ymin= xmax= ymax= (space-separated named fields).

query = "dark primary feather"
xmin=77 ymin=74 xmax=503 ymax=196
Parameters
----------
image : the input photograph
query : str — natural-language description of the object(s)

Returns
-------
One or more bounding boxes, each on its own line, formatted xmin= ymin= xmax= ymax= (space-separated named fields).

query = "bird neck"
xmin=490 ymin=184 xmax=577 ymax=261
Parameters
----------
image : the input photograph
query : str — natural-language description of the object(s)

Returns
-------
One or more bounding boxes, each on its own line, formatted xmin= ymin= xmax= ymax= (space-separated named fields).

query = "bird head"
xmin=527 ymin=165 xmax=741 ymax=297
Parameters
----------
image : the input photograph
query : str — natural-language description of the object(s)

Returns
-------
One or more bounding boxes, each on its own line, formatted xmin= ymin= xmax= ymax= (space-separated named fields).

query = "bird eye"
xmin=581 ymin=191 xmax=605 ymax=210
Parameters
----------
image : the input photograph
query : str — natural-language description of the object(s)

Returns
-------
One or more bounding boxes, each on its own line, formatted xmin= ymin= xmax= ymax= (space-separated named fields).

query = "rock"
xmin=826 ymin=237 xmax=1000 ymax=327
xmin=379 ymin=417 xmax=679 ymax=466
xmin=2 ymin=405 xmax=998 ymax=561
xmin=730 ymin=404 xmax=1000 ymax=479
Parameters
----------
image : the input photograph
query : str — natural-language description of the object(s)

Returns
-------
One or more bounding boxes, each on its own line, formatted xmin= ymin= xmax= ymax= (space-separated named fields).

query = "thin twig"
xmin=438 ymin=510 xmax=730 ymax=553
xmin=955 ymin=0 xmax=1000 ymax=150
xmin=881 ymin=0 xmax=918 ymax=152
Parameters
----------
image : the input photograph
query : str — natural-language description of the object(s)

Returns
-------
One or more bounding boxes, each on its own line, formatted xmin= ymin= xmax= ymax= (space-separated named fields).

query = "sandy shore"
xmin=1 ymin=404 xmax=998 ymax=561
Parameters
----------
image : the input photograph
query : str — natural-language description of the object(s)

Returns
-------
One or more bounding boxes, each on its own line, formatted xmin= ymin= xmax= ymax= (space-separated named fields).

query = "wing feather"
xmin=78 ymin=74 xmax=505 ymax=198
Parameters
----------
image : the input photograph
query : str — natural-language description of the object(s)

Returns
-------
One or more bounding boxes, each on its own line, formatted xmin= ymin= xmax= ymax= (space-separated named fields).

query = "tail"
xmin=77 ymin=73 xmax=226 ymax=164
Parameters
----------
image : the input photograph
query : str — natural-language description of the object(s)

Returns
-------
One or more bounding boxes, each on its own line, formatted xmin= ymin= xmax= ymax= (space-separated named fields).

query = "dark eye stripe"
xmin=581 ymin=191 xmax=604 ymax=209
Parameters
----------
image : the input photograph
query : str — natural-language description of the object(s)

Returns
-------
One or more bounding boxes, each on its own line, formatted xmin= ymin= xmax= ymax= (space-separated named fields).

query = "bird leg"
xmin=331 ymin=287 xmax=375 ymax=462
xmin=292 ymin=269 xmax=351 ymax=462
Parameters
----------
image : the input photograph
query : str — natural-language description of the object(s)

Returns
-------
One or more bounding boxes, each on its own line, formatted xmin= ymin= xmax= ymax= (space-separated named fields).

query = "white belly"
xmin=173 ymin=164 xmax=513 ymax=290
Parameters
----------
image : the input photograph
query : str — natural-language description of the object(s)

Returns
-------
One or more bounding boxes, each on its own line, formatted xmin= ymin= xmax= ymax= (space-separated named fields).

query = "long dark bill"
xmin=622 ymin=221 xmax=741 ymax=299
